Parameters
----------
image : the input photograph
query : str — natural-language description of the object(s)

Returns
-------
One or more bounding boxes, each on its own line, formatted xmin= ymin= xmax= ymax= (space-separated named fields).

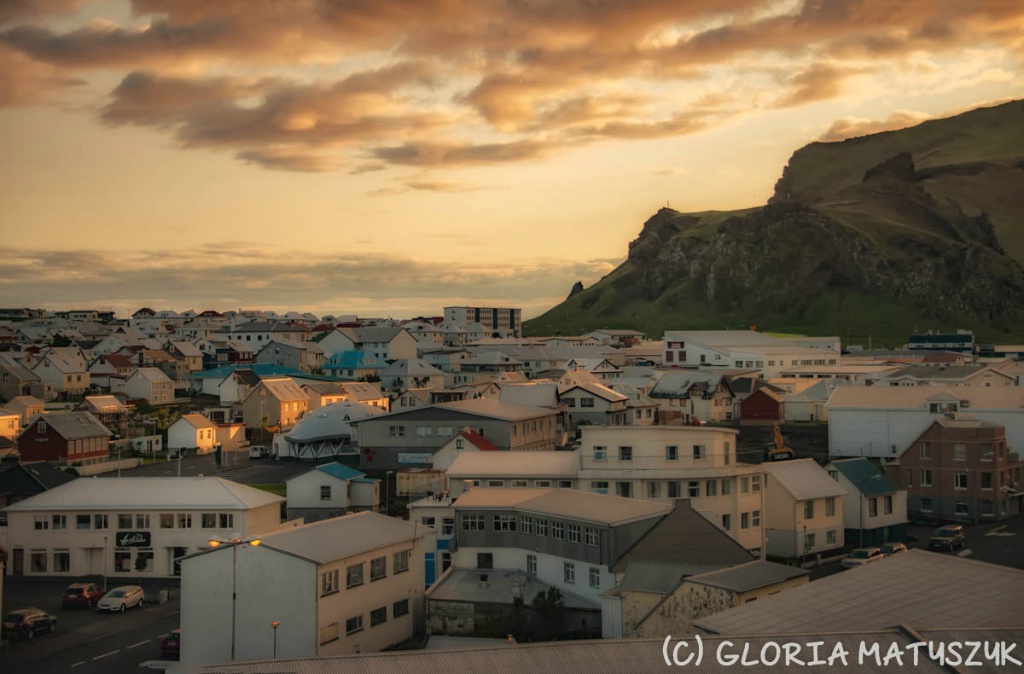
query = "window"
xmin=320 ymin=485 xmax=331 ymax=500
xmin=31 ymin=550 xmax=47 ymax=572
xmin=666 ymin=445 xmax=678 ymax=461
xmin=740 ymin=477 xmax=750 ymax=494
xmin=721 ymin=479 xmax=731 ymax=496
xmin=825 ymin=497 xmax=836 ymax=517
xmin=618 ymin=446 xmax=632 ymax=462
xmin=981 ymin=472 xmax=993 ymax=490
xmin=594 ymin=446 xmax=607 ymax=461
xmin=389 ymin=425 xmax=405 ymax=437
xmin=527 ymin=554 xmax=537 ymax=575
xmin=370 ymin=607 xmax=387 ymax=626
xmin=721 ymin=514 xmax=731 ymax=530
xmin=706 ymin=480 xmax=717 ymax=497
xmin=921 ymin=470 xmax=933 ymax=487
xmin=921 ymin=497 xmax=933 ymax=512
xmin=803 ymin=532 xmax=815 ymax=551
xmin=136 ymin=514 xmax=151 ymax=529
xmin=693 ymin=444 xmax=705 ymax=460
xmin=94 ymin=514 xmax=109 ymax=529
xmin=590 ymin=481 xmax=609 ymax=494
xmin=321 ymin=569 xmax=339 ymax=596
xmin=345 ymin=616 xmax=363 ymax=635
xmin=34 ymin=515 xmax=49 ymax=530
xmin=585 ymin=527 xmax=598 ymax=546
xmin=804 ymin=500 xmax=814 ymax=519
xmin=953 ymin=444 xmax=966 ymax=461
xmin=568 ymin=524 xmax=581 ymax=543
xmin=118 ymin=514 xmax=133 ymax=529
xmin=422 ymin=516 xmax=436 ymax=527
xmin=494 ymin=514 xmax=517 ymax=531
xmin=589 ymin=567 xmax=601 ymax=589
xmin=581 ymin=397 xmax=595 ymax=408
xmin=647 ymin=482 xmax=660 ymax=498
xmin=884 ymin=496 xmax=893 ymax=514
xmin=115 ymin=551 xmax=131 ymax=573
xmin=346 ymin=562 xmax=364 ymax=588
xmin=202 ymin=513 xmax=217 ymax=528
xmin=520 ymin=516 xmax=534 ymax=534
xmin=558 ymin=480 xmax=572 ymax=488
xmin=955 ymin=502 xmax=969 ymax=515
xmin=551 ymin=521 xmax=565 ymax=540
xmin=565 ymin=398 xmax=576 ymax=407
xmin=54 ymin=549 xmax=70 ymax=573
xmin=667 ymin=481 xmax=681 ymax=498
xmin=477 ymin=552 xmax=493 ymax=569
xmin=370 ymin=556 xmax=387 ymax=580
xmin=741 ymin=512 xmax=750 ymax=529
xmin=954 ymin=473 xmax=968 ymax=490
xmin=826 ymin=530 xmax=837 ymax=545
xmin=462 ymin=514 xmax=485 ymax=531
xmin=394 ymin=549 xmax=410 ymax=573
xmin=536 ymin=480 xmax=552 ymax=488
xmin=687 ymin=481 xmax=699 ymax=498
xmin=536 ymin=519 xmax=548 ymax=536
xmin=487 ymin=480 xmax=505 ymax=487
xmin=51 ymin=515 xmax=66 ymax=530
xmin=442 ymin=517 xmax=454 ymax=535
xmin=868 ymin=498 xmax=878 ymax=517
xmin=176 ymin=513 xmax=191 ymax=529
xmin=981 ymin=500 xmax=995 ymax=516
xmin=512 ymin=480 xmax=528 ymax=487
xmin=616 ymin=481 xmax=632 ymax=498
xmin=920 ymin=442 xmax=931 ymax=459
xmin=564 ymin=562 xmax=575 ymax=584
xmin=219 ymin=514 xmax=233 ymax=529
xmin=752 ymin=475 xmax=761 ymax=493
xmin=724 ymin=441 xmax=731 ymax=464
xmin=828 ymin=469 xmax=839 ymax=482
xmin=752 ymin=510 xmax=761 ymax=526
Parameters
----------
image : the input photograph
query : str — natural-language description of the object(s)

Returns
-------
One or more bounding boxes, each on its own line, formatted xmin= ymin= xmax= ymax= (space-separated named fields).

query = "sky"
xmin=1 ymin=1 xmax=1022 ymax=321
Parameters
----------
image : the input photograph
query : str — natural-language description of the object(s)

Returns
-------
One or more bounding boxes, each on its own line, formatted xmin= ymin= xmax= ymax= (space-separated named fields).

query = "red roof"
xmin=459 ymin=429 xmax=499 ymax=451
xmin=104 ymin=354 xmax=133 ymax=368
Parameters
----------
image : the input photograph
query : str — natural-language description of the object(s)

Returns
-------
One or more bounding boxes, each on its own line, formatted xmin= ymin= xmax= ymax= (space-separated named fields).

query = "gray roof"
xmin=35 ymin=411 xmax=111 ymax=440
xmin=606 ymin=561 xmax=691 ymax=596
xmin=765 ymin=459 xmax=848 ymax=501
xmin=613 ymin=500 xmax=754 ymax=573
xmin=426 ymin=568 xmax=599 ymax=610
xmin=446 ymin=451 xmax=580 ymax=479
xmin=454 ymin=488 xmax=671 ymax=526
xmin=285 ymin=400 xmax=385 ymax=442
xmin=829 ymin=458 xmax=899 ymax=496
xmin=3 ymin=476 xmax=282 ymax=511
xmin=694 ymin=550 xmax=1024 ymax=634
xmin=687 ymin=560 xmax=810 ymax=593
xmin=259 ymin=511 xmax=421 ymax=564
xmin=379 ymin=358 xmax=444 ymax=377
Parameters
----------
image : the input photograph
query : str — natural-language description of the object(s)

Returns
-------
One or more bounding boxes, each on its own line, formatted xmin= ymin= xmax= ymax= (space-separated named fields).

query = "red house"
xmin=740 ymin=387 xmax=785 ymax=424
xmin=17 ymin=412 xmax=112 ymax=464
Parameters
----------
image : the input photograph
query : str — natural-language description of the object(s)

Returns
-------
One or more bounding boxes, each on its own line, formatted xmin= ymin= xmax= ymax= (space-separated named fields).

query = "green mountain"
xmin=525 ymin=100 xmax=1024 ymax=347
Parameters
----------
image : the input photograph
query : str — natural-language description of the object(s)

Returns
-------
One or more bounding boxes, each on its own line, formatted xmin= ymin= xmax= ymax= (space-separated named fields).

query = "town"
xmin=0 ymin=307 xmax=1022 ymax=673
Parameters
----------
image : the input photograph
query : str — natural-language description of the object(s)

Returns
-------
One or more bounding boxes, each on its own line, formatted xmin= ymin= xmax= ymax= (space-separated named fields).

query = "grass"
xmin=249 ymin=483 xmax=286 ymax=497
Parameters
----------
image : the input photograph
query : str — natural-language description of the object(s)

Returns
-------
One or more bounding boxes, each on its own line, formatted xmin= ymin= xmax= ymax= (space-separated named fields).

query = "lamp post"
xmin=858 ymin=474 xmax=882 ymax=547
xmin=102 ymin=535 xmax=108 ymax=592
xmin=271 ymin=621 xmax=280 ymax=658
xmin=209 ymin=534 xmax=262 ymax=661
xmin=385 ymin=470 xmax=394 ymax=515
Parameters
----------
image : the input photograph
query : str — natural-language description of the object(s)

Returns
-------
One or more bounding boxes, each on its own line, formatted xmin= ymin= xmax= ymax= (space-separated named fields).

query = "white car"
xmin=840 ymin=547 xmax=885 ymax=569
xmin=97 ymin=585 xmax=145 ymax=612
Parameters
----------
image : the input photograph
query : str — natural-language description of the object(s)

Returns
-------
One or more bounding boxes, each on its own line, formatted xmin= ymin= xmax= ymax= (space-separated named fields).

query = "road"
xmin=97 ymin=450 xmax=310 ymax=484
xmin=1 ymin=579 xmax=181 ymax=674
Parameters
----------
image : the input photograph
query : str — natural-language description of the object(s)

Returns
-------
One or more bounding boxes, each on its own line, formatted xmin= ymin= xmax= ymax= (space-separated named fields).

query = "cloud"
xmin=775 ymin=63 xmax=867 ymax=108
xmin=817 ymin=109 xmax=933 ymax=142
xmin=0 ymin=43 xmax=85 ymax=105
xmin=1 ymin=245 xmax=621 ymax=319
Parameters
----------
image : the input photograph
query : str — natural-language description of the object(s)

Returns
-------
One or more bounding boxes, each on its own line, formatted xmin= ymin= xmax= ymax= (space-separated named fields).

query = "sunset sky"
xmin=2 ymin=0 xmax=1022 ymax=321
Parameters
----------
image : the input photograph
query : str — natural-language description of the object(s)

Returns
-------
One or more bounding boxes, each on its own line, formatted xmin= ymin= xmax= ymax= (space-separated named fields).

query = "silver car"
xmin=96 ymin=585 xmax=145 ymax=612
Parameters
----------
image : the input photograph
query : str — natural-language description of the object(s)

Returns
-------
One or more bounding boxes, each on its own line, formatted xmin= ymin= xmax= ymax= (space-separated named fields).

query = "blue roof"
xmin=352 ymin=477 xmax=378 ymax=484
xmin=325 ymin=351 xmax=384 ymax=369
xmin=831 ymin=458 xmax=899 ymax=496
xmin=316 ymin=463 xmax=366 ymax=481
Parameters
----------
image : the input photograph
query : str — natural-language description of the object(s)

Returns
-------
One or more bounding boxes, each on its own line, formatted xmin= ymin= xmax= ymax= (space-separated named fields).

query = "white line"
xmin=157 ymin=633 xmax=169 ymax=639
xmin=71 ymin=662 xmax=86 ymax=668
xmin=127 ymin=639 xmax=151 ymax=649
xmin=92 ymin=650 xmax=119 ymax=660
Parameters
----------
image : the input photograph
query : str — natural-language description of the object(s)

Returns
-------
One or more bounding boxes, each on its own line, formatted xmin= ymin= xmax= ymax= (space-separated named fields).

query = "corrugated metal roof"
xmin=312 ymin=463 xmax=365 ymax=481
xmin=765 ymin=459 xmax=848 ymax=501
xmin=35 ymin=411 xmax=111 ymax=440
xmin=695 ymin=550 xmax=1024 ymax=634
xmin=829 ymin=458 xmax=899 ymax=496
xmin=687 ymin=560 xmax=809 ymax=593
xmin=3 ymin=476 xmax=283 ymax=511
xmin=259 ymin=511 xmax=420 ymax=564
xmin=179 ymin=413 xmax=217 ymax=430
xmin=446 ymin=450 xmax=579 ymax=478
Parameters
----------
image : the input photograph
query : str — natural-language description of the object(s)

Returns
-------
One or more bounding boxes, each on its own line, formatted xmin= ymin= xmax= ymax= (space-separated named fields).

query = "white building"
xmin=446 ymin=450 xmax=580 ymax=496
xmin=662 ymin=331 xmax=839 ymax=379
xmin=285 ymin=463 xmax=380 ymax=521
xmin=576 ymin=426 xmax=765 ymax=553
xmin=167 ymin=413 xmax=219 ymax=455
xmin=180 ymin=512 xmax=431 ymax=664
xmin=2 ymin=477 xmax=284 ymax=578
xmin=763 ymin=459 xmax=847 ymax=559
xmin=826 ymin=458 xmax=908 ymax=547
xmin=120 ymin=367 xmax=175 ymax=404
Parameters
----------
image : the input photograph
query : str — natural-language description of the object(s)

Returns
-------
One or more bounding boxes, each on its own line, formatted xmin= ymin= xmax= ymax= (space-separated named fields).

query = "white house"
xmin=763 ymin=459 xmax=847 ymax=559
xmin=119 ymin=367 xmax=175 ymax=404
xmin=285 ymin=463 xmax=380 ymax=521
xmin=167 ymin=414 xmax=219 ymax=455
xmin=180 ymin=512 xmax=431 ymax=664
xmin=2 ymin=477 xmax=284 ymax=578
xmin=826 ymin=458 xmax=908 ymax=547
xmin=431 ymin=428 xmax=500 ymax=472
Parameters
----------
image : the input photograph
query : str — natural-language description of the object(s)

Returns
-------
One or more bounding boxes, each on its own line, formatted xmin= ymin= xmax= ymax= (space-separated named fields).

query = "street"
xmin=97 ymin=450 xmax=310 ymax=484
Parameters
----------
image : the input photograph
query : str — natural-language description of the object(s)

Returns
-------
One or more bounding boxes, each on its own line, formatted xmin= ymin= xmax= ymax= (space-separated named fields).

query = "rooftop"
xmin=454 ymin=488 xmax=671 ymax=526
xmin=446 ymin=450 xmax=580 ymax=478
xmin=259 ymin=511 xmax=421 ymax=564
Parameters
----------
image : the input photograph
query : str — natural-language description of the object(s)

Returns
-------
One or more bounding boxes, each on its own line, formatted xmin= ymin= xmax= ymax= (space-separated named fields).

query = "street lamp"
xmin=209 ymin=534 xmax=262 ymax=661
xmin=858 ymin=474 xmax=882 ymax=547
xmin=385 ymin=470 xmax=394 ymax=515
xmin=271 ymin=621 xmax=280 ymax=658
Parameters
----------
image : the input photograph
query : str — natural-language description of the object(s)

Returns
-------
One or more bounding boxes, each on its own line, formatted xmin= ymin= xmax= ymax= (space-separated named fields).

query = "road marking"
xmin=958 ymin=549 xmax=973 ymax=557
xmin=71 ymin=662 xmax=86 ymax=668
xmin=127 ymin=639 xmax=150 ymax=649
xmin=93 ymin=650 xmax=119 ymax=660
xmin=157 ymin=633 xmax=169 ymax=639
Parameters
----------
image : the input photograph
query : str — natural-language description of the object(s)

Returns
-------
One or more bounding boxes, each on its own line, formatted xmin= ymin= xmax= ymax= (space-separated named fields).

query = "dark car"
xmin=161 ymin=629 xmax=181 ymax=659
xmin=62 ymin=582 xmax=106 ymax=609
xmin=2 ymin=608 xmax=57 ymax=640
xmin=928 ymin=524 xmax=966 ymax=551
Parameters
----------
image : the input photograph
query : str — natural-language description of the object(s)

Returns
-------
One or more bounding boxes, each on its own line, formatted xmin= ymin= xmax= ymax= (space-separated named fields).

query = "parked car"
xmin=161 ymin=629 xmax=181 ymax=659
xmin=97 ymin=585 xmax=145 ymax=612
xmin=62 ymin=582 xmax=106 ymax=609
xmin=840 ymin=547 xmax=885 ymax=569
xmin=928 ymin=524 xmax=966 ymax=551
xmin=879 ymin=542 xmax=908 ymax=556
xmin=2 ymin=608 xmax=57 ymax=640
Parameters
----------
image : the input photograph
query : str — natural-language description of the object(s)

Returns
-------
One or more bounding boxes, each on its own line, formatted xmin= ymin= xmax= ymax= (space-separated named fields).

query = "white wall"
xmin=453 ymin=546 xmax=613 ymax=606
xmin=287 ymin=471 xmax=350 ymax=511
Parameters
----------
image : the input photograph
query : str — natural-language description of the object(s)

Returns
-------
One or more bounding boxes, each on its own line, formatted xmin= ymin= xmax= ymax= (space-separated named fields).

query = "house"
xmin=217 ymin=320 xmax=309 ymax=346
xmin=1 ymin=395 xmax=44 ymax=426
xmin=302 ymin=382 xmax=347 ymax=410
xmin=825 ymin=386 xmax=1024 ymax=460
xmin=16 ymin=411 xmax=111 ymax=464
xmin=606 ymin=383 xmax=659 ymax=426
xmin=30 ymin=346 xmax=90 ymax=396
xmin=583 ymin=329 xmax=646 ymax=348
xmin=648 ymin=372 xmax=735 ymax=424
xmin=218 ymin=367 xmax=263 ymax=405
xmin=322 ymin=350 xmax=386 ymax=380
xmin=558 ymin=378 xmax=629 ymax=428
xmin=763 ymin=459 xmax=847 ymax=560
xmin=273 ymin=400 xmax=385 ymax=461
xmin=87 ymin=353 xmax=134 ymax=388
xmin=338 ymin=381 xmax=389 ymax=410
xmin=0 ymin=356 xmax=50 ymax=401
xmin=776 ymin=378 xmax=835 ymax=422
xmin=895 ymin=415 xmax=1024 ymax=522
xmin=0 ymin=407 xmax=21 ymax=440
xmin=443 ymin=306 xmax=522 ymax=338
xmin=255 ymin=340 xmax=326 ymax=374
xmin=119 ymin=367 xmax=175 ymax=404
xmin=739 ymin=387 xmax=784 ymax=424
xmin=78 ymin=394 xmax=133 ymax=439
xmin=446 ymin=450 xmax=581 ymax=496
xmin=2 ymin=476 xmax=283 ymax=577
xmin=180 ymin=512 xmax=430 ymax=663
xmin=285 ymin=463 xmax=380 ymax=521
xmin=167 ymin=414 xmax=219 ymax=455
xmin=167 ymin=341 xmax=205 ymax=374
xmin=564 ymin=358 xmax=622 ymax=381
xmin=431 ymin=428 xmax=500 ymax=472
xmin=576 ymin=426 xmax=765 ymax=554
xmin=378 ymin=359 xmax=446 ymax=397
xmin=318 ymin=326 xmax=418 ymax=362
xmin=662 ymin=330 xmax=839 ymax=378
xmin=240 ymin=377 xmax=310 ymax=431
xmin=0 ymin=461 xmax=76 ymax=508
xmin=875 ymin=365 xmax=1016 ymax=387
xmin=826 ymin=458 xmax=908 ymax=547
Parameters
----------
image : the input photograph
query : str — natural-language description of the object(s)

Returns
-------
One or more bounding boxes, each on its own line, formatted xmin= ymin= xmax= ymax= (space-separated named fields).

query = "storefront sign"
xmin=116 ymin=531 xmax=151 ymax=548
xmin=398 ymin=453 xmax=433 ymax=465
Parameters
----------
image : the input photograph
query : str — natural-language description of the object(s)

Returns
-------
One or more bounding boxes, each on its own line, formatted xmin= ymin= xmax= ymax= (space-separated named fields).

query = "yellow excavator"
xmin=766 ymin=423 xmax=795 ymax=462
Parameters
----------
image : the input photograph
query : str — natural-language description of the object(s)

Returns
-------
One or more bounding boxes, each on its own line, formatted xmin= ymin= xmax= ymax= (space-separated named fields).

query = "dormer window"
xmin=38 ymin=420 xmax=47 ymax=433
